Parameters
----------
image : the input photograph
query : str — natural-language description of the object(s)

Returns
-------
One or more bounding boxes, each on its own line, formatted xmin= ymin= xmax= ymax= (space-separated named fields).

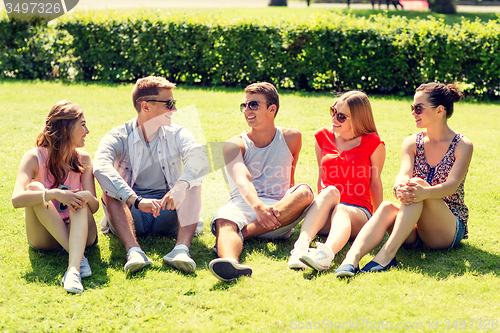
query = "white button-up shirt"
xmin=93 ymin=117 xmax=210 ymax=202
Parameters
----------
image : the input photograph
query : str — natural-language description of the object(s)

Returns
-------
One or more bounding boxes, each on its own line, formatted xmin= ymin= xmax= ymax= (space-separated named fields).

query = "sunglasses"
xmin=58 ymin=185 xmax=69 ymax=212
xmin=329 ymin=105 xmax=350 ymax=123
xmin=147 ymin=99 xmax=177 ymax=110
xmin=240 ymin=101 xmax=272 ymax=113
xmin=411 ymin=104 xmax=437 ymax=115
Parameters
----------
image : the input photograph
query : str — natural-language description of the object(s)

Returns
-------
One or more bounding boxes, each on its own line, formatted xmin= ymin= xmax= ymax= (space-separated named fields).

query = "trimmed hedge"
xmin=0 ymin=18 xmax=54 ymax=79
xmin=1 ymin=11 xmax=500 ymax=97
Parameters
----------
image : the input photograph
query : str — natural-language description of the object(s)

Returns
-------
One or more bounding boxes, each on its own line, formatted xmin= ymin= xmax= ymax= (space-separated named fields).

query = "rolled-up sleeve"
xmin=176 ymin=127 xmax=210 ymax=188
xmin=93 ymin=131 xmax=135 ymax=202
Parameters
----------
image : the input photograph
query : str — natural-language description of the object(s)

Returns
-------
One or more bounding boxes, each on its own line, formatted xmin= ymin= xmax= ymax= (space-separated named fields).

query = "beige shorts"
xmin=211 ymin=183 xmax=313 ymax=240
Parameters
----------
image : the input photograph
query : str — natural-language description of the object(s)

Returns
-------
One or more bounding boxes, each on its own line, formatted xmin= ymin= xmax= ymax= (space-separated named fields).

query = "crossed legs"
xmin=210 ymin=185 xmax=313 ymax=281
xmin=214 ymin=184 xmax=314 ymax=262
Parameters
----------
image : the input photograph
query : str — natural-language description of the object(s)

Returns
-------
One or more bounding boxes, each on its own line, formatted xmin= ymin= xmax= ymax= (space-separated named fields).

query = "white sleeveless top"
xmin=227 ymin=127 xmax=293 ymax=202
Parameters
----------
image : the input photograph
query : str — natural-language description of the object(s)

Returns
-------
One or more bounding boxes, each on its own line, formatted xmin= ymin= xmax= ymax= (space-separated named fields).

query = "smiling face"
xmin=412 ymin=91 xmax=439 ymax=128
xmin=242 ymin=93 xmax=274 ymax=128
xmin=146 ymin=88 xmax=177 ymax=126
xmin=70 ymin=114 xmax=89 ymax=148
xmin=331 ymin=100 xmax=353 ymax=137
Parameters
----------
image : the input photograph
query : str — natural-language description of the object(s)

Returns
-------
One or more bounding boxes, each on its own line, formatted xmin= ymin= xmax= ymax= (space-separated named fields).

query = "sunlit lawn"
xmin=0 ymin=80 xmax=499 ymax=332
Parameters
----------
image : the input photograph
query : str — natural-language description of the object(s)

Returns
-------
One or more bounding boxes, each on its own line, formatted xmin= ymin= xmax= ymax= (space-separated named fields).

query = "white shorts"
xmin=211 ymin=183 xmax=313 ymax=240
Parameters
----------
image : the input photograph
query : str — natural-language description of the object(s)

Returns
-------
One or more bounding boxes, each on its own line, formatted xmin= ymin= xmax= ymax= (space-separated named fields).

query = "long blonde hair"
xmin=333 ymin=91 xmax=377 ymax=137
xmin=36 ymin=101 xmax=85 ymax=189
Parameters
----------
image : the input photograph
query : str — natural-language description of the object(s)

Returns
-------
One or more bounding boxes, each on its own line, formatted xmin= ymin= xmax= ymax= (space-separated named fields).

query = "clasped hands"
xmin=254 ymin=203 xmax=281 ymax=230
xmin=394 ymin=178 xmax=427 ymax=205
xmin=55 ymin=189 xmax=92 ymax=212
xmin=135 ymin=181 xmax=188 ymax=218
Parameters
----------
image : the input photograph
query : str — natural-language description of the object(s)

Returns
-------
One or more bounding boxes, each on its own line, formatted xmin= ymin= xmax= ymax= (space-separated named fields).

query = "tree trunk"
xmin=269 ymin=0 xmax=288 ymax=6
xmin=427 ymin=0 xmax=456 ymax=13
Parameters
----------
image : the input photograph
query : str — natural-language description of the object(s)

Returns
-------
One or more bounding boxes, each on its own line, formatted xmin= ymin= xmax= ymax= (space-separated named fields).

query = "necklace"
xmin=344 ymin=135 xmax=357 ymax=141
xmin=335 ymin=133 xmax=357 ymax=141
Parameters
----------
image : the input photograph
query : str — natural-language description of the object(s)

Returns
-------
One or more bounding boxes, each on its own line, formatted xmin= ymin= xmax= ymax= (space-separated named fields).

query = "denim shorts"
xmin=447 ymin=216 xmax=466 ymax=250
xmin=130 ymin=203 xmax=178 ymax=237
xmin=338 ymin=202 xmax=372 ymax=220
xmin=125 ymin=188 xmax=177 ymax=236
xmin=411 ymin=216 xmax=465 ymax=250
xmin=101 ymin=195 xmax=179 ymax=237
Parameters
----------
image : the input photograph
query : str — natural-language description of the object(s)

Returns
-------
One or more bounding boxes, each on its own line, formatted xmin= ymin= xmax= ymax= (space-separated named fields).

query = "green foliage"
xmin=0 ymin=18 xmax=51 ymax=79
xmin=2 ymin=10 xmax=500 ymax=97
xmin=0 ymin=11 xmax=76 ymax=80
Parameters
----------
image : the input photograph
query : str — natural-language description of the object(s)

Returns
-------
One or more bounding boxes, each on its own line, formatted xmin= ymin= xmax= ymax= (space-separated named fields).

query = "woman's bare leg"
xmin=341 ymin=201 xmax=400 ymax=268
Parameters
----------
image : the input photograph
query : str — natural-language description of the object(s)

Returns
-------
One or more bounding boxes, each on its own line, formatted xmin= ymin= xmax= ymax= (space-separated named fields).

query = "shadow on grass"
xmin=395 ymin=243 xmax=500 ymax=279
xmin=246 ymin=229 xmax=500 ymax=280
xmin=103 ymin=229 xmax=213 ymax=275
xmin=300 ymin=240 xmax=500 ymax=280
xmin=23 ymin=244 xmax=109 ymax=289
xmin=241 ymin=237 xmax=296 ymax=262
xmin=209 ymin=280 xmax=239 ymax=291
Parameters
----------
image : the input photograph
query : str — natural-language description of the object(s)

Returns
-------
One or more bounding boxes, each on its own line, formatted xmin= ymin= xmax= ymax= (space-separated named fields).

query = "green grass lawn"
xmin=0 ymin=80 xmax=499 ymax=332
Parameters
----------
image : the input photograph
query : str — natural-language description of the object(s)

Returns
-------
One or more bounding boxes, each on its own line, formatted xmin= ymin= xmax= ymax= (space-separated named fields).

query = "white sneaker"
xmin=299 ymin=242 xmax=334 ymax=272
xmin=80 ymin=257 xmax=91 ymax=278
xmin=163 ymin=248 xmax=196 ymax=274
xmin=124 ymin=250 xmax=151 ymax=274
xmin=288 ymin=247 xmax=309 ymax=269
xmin=62 ymin=271 xmax=84 ymax=294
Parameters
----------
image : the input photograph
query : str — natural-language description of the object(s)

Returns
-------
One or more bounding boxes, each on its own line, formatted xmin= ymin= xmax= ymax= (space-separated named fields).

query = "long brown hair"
xmin=36 ymin=101 xmax=85 ymax=189
xmin=333 ymin=91 xmax=378 ymax=137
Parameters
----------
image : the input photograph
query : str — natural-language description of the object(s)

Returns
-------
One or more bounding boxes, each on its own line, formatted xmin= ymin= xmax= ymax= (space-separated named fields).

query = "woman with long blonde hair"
xmin=288 ymin=91 xmax=386 ymax=271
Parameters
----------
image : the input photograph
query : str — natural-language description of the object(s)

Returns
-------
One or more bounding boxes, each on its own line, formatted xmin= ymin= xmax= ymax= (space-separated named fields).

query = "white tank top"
xmin=227 ymin=127 xmax=293 ymax=201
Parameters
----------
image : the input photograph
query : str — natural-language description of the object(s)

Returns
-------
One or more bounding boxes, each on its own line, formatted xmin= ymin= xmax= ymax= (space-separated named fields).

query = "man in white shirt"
xmin=94 ymin=76 xmax=209 ymax=274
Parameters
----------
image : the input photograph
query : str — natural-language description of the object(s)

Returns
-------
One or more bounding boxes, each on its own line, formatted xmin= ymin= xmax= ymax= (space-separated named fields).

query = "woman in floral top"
xmin=335 ymin=83 xmax=473 ymax=277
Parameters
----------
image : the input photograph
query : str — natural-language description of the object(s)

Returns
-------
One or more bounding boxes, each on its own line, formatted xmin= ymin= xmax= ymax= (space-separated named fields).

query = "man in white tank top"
xmin=209 ymin=82 xmax=314 ymax=282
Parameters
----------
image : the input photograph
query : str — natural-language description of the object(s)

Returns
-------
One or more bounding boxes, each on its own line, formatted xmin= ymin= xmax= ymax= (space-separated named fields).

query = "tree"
xmin=427 ymin=0 xmax=456 ymax=13
xmin=269 ymin=0 xmax=288 ymax=6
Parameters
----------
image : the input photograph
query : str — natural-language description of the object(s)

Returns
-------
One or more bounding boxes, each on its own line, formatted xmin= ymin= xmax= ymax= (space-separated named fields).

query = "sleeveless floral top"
xmin=412 ymin=132 xmax=469 ymax=239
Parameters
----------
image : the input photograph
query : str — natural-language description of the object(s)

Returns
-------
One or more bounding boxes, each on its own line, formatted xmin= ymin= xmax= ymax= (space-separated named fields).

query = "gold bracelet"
xmin=42 ymin=189 xmax=48 ymax=206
